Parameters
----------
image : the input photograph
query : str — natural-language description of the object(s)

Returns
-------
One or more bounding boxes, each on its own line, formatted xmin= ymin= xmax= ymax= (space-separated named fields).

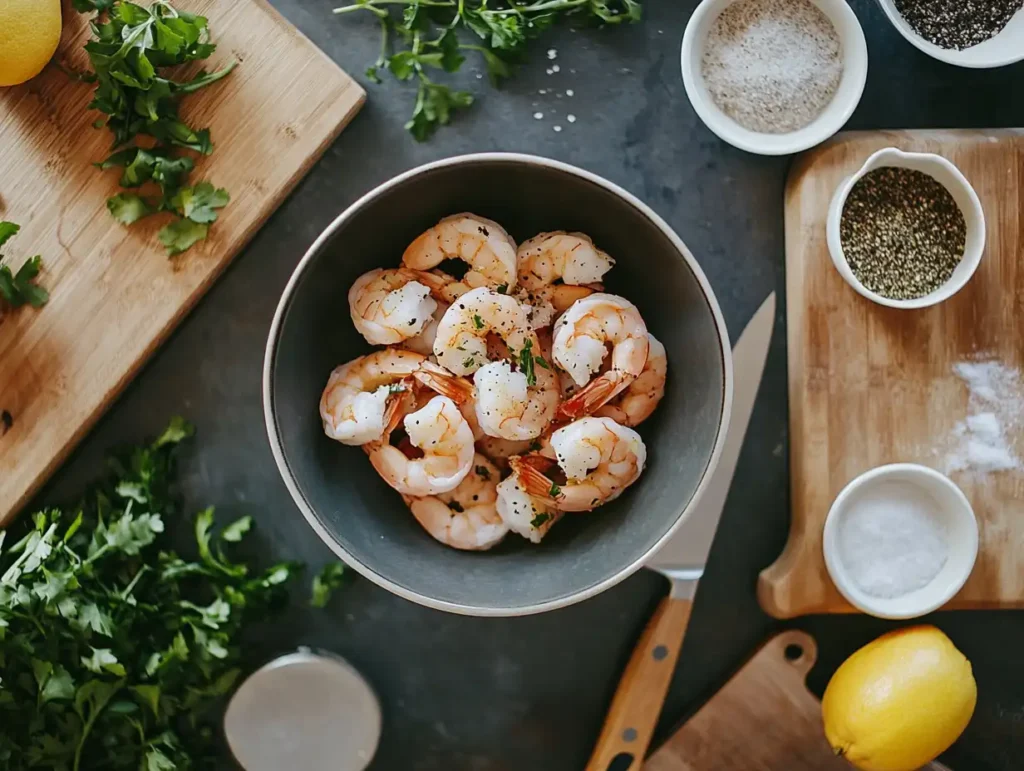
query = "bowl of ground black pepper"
xmin=827 ymin=147 xmax=986 ymax=309
xmin=878 ymin=0 xmax=1024 ymax=68
xmin=681 ymin=0 xmax=867 ymax=155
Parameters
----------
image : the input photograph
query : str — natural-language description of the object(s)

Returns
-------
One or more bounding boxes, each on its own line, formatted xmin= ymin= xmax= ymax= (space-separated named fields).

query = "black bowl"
xmin=264 ymin=154 xmax=731 ymax=616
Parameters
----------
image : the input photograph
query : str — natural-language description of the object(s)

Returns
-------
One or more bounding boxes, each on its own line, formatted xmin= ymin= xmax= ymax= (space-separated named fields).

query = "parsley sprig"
xmin=0 ymin=419 xmax=303 ymax=769
xmin=0 ymin=223 xmax=49 ymax=313
xmin=515 ymin=337 xmax=550 ymax=387
xmin=74 ymin=1 xmax=235 ymax=255
xmin=334 ymin=0 xmax=641 ymax=140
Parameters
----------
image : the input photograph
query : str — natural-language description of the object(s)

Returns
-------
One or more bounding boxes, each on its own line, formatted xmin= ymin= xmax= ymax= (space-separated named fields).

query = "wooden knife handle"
xmin=584 ymin=595 xmax=694 ymax=771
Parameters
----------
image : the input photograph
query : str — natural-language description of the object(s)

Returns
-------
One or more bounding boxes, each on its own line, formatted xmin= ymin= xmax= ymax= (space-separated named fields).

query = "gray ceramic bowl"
xmin=264 ymin=154 xmax=732 ymax=616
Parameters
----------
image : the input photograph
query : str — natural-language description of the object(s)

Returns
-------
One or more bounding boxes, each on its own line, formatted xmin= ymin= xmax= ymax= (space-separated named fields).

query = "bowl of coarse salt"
xmin=876 ymin=0 xmax=1024 ymax=69
xmin=680 ymin=0 xmax=868 ymax=156
xmin=823 ymin=463 xmax=978 ymax=620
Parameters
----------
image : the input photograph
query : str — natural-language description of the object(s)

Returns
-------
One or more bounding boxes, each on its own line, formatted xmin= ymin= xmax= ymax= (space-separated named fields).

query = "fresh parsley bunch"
xmin=334 ymin=0 xmax=642 ymax=140
xmin=0 ymin=419 xmax=299 ymax=770
xmin=74 ymin=1 xmax=234 ymax=255
xmin=0 ymin=222 xmax=49 ymax=313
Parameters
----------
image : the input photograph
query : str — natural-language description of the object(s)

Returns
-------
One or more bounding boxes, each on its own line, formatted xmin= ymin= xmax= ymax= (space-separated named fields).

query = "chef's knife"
xmin=585 ymin=293 xmax=776 ymax=771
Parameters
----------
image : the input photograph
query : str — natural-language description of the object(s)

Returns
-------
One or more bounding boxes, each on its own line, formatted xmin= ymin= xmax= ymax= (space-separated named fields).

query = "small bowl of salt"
xmin=823 ymin=463 xmax=978 ymax=620
xmin=681 ymin=0 xmax=868 ymax=156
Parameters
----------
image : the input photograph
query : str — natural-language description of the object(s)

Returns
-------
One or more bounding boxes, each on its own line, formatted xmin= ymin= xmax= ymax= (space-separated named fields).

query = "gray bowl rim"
xmin=262 ymin=152 xmax=734 ymax=617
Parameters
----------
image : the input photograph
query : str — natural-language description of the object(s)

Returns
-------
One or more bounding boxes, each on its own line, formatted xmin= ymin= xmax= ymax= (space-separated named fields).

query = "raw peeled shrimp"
xmin=348 ymin=268 xmax=438 ymax=346
xmin=402 ymin=213 xmax=517 ymax=290
xmin=509 ymin=417 xmax=647 ymax=512
xmin=403 ymin=455 xmax=507 ymax=551
xmin=595 ymin=333 xmax=667 ymax=427
xmin=432 ymin=287 xmax=534 ymax=375
xmin=553 ymin=293 xmax=650 ymax=420
xmin=320 ymin=349 xmax=426 ymax=446
xmin=496 ymin=474 xmax=562 ymax=543
xmin=365 ymin=394 xmax=476 ymax=496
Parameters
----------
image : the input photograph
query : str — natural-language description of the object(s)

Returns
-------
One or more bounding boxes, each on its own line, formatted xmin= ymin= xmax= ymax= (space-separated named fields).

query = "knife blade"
xmin=585 ymin=293 xmax=777 ymax=771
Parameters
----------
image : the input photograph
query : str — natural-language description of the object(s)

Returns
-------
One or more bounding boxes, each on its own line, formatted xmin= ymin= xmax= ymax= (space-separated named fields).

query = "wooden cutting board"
xmin=646 ymin=631 xmax=847 ymax=771
xmin=759 ymin=130 xmax=1024 ymax=618
xmin=0 ymin=0 xmax=363 ymax=523
xmin=646 ymin=630 xmax=948 ymax=771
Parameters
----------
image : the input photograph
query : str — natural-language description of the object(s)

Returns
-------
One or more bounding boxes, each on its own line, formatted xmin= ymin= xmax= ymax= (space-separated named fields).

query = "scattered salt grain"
xmin=567 ymin=114 xmax=576 ymax=123
xmin=553 ymin=125 xmax=562 ymax=132
xmin=538 ymin=88 xmax=547 ymax=94
xmin=944 ymin=360 xmax=1022 ymax=474
xmin=566 ymin=89 xmax=574 ymax=97
xmin=533 ymin=112 xmax=544 ymax=120
xmin=546 ymin=68 xmax=554 ymax=75
xmin=551 ymin=64 xmax=560 ymax=73
xmin=701 ymin=0 xmax=843 ymax=134
xmin=838 ymin=481 xmax=949 ymax=599
xmin=547 ymin=48 xmax=558 ymax=60
xmin=475 ymin=73 xmax=483 ymax=79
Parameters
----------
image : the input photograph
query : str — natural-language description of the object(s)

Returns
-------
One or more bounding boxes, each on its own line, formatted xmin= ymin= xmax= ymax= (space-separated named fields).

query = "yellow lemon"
xmin=0 ymin=0 xmax=62 ymax=87
xmin=822 ymin=625 xmax=976 ymax=771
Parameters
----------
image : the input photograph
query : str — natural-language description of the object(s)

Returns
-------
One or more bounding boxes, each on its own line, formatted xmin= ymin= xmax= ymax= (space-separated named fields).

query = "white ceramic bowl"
xmin=876 ymin=0 xmax=1024 ymax=69
xmin=823 ymin=463 xmax=978 ymax=620
xmin=680 ymin=0 xmax=868 ymax=156
xmin=827 ymin=147 xmax=986 ymax=310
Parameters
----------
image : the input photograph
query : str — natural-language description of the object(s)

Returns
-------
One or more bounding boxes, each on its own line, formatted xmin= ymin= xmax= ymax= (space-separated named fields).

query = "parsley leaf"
xmin=0 ymin=419 xmax=323 ymax=769
xmin=334 ymin=0 xmax=641 ymax=139
xmin=530 ymin=512 xmax=550 ymax=528
xmin=74 ymin=1 xmax=235 ymax=254
xmin=0 ymin=222 xmax=49 ymax=311
xmin=310 ymin=562 xmax=347 ymax=608
xmin=549 ymin=482 xmax=561 ymax=497
xmin=159 ymin=218 xmax=208 ymax=256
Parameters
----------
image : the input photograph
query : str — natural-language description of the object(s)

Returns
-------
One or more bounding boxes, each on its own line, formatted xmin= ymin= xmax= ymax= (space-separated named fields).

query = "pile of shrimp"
xmin=320 ymin=213 xmax=667 ymax=552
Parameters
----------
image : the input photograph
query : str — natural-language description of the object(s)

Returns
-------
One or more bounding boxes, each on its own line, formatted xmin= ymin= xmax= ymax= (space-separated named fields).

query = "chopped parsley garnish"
xmin=463 ymin=356 xmax=475 ymax=369
xmin=0 ymin=222 xmax=48 ymax=310
xmin=474 ymin=465 xmax=491 ymax=480
xmin=549 ymin=482 xmax=561 ymax=497
xmin=529 ymin=440 xmax=542 ymax=452
xmin=495 ymin=284 xmax=508 ymax=294
xmin=473 ymin=313 xmax=484 ymax=330
xmin=73 ymin=1 xmax=235 ymax=255
xmin=517 ymin=338 xmax=541 ymax=386
xmin=530 ymin=512 xmax=550 ymax=528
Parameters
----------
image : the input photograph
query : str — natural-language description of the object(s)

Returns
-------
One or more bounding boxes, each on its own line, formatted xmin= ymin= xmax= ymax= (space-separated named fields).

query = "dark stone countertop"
xmin=36 ymin=1 xmax=1024 ymax=769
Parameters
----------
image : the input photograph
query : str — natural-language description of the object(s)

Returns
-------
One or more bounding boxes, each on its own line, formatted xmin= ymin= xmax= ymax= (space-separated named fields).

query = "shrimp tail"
xmin=415 ymin=361 xmax=475 ymax=404
xmin=509 ymin=456 xmax=558 ymax=504
xmin=556 ymin=371 xmax=633 ymax=421
xmin=383 ymin=380 xmax=417 ymax=437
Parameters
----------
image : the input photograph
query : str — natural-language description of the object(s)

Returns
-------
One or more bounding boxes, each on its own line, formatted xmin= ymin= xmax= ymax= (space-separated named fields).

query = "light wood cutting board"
xmin=759 ymin=130 xmax=1024 ymax=618
xmin=646 ymin=631 xmax=847 ymax=771
xmin=646 ymin=631 xmax=947 ymax=771
xmin=0 ymin=0 xmax=364 ymax=523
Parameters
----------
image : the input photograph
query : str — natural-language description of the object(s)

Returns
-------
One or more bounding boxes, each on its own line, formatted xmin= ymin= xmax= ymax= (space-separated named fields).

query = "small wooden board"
xmin=646 ymin=631 xmax=948 ymax=771
xmin=0 ymin=0 xmax=364 ymax=522
xmin=646 ymin=631 xmax=847 ymax=771
xmin=759 ymin=130 xmax=1024 ymax=618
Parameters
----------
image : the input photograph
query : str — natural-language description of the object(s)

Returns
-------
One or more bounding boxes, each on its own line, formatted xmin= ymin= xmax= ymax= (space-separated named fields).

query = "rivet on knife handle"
xmin=583 ymin=593 xmax=695 ymax=771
